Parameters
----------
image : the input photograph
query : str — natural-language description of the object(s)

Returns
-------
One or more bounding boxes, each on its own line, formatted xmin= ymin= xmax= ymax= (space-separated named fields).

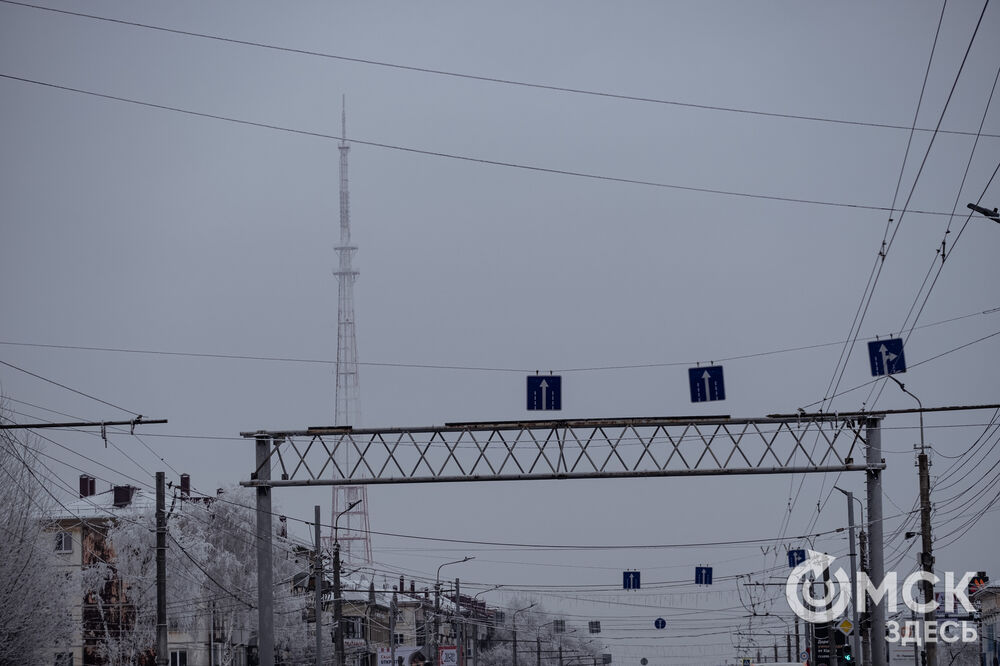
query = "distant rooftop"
xmin=50 ymin=486 xmax=154 ymax=522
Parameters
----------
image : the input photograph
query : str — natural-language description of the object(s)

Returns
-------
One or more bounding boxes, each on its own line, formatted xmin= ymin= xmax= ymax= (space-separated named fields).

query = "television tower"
xmin=330 ymin=97 xmax=371 ymax=564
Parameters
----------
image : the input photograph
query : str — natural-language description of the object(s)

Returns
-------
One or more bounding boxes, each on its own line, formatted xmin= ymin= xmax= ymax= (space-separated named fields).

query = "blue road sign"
xmin=788 ymin=549 xmax=807 ymax=568
xmin=689 ymin=366 xmax=725 ymax=402
xmin=654 ymin=618 xmax=666 ymax=630
xmin=527 ymin=375 xmax=561 ymax=410
xmin=623 ymin=571 xmax=641 ymax=590
xmin=695 ymin=566 xmax=713 ymax=585
xmin=867 ymin=339 xmax=906 ymax=376
xmin=743 ymin=659 xmax=752 ymax=666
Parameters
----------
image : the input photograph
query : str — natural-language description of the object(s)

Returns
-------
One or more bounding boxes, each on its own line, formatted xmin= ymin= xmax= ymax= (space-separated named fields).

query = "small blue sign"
xmin=654 ymin=618 xmax=666 ymax=630
xmin=788 ymin=549 xmax=807 ymax=568
xmin=688 ymin=366 xmax=725 ymax=402
xmin=695 ymin=566 xmax=713 ymax=585
xmin=623 ymin=570 xmax=641 ymax=590
xmin=867 ymin=339 xmax=906 ymax=377
xmin=527 ymin=375 xmax=561 ymax=410
xmin=743 ymin=659 xmax=752 ymax=666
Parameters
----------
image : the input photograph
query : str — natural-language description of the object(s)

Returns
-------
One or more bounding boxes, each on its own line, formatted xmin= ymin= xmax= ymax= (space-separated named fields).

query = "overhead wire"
xmin=2 ymin=0 xmax=999 ymax=140
xmin=0 ymin=72 xmax=970 ymax=219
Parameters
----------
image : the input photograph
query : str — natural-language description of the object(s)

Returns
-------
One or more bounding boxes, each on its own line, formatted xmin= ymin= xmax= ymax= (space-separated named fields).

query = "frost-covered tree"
xmin=0 ymin=414 xmax=75 ymax=664
xmin=82 ymin=483 xmax=309 ymax=666
xmin=476 ymin=599 xmax=600 ymax=666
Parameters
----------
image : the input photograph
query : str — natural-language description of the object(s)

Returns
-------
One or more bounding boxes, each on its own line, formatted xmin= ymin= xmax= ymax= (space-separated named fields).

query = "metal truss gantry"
xmin=243 ymin=413 xmax=888 ymax=666
xmin=242 ymin=413 xmax=884 ymax=487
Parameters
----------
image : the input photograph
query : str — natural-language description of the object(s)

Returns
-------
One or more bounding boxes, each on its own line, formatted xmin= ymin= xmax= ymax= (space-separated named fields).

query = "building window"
xmin=170 ymin=651 xmax=187 ymax=666
xmin=55 ymin=531 xmax=72 ymax=553
xmin=393 ymin=633 xmax=405 ymax=646
xmin=54 ymin=653 xmax=73 ymax=666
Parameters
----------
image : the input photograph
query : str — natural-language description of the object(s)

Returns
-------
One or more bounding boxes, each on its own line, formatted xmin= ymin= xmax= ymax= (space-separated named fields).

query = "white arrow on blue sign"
xmin=623 ymin=571 xmax=641 ymax=590
xmin=689 ymin=366 xmax=725 ymax=402
xmin=867 ymin=339 xmax=906 ymax=376
xmin=788 ymin=549 xmax=807 ymax=568
xmin=527 ymin=375 xmax=561 ymax=410
xmin=654 ymin=618 xmax=666 ymax=629
xmin=695 ymin=566 xmax=713 ymax=585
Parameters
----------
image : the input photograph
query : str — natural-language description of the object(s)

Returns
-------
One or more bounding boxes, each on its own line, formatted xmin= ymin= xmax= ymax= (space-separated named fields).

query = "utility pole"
xmin=537 ymin=636 xmax=542 ymax=666
xmin=390 ymin=592 xmax=398 ymax=666
xmin=434 ymin=584 xmax=441 ymax=665
xmin=314 ymin=506 xmax=323 ymax=666
xmin=835 ymin=487 xmax=862 ymax=666
xmin=455 ymin=578 xmax=462 ymax=665
xmin=859 ymin=529 xmax=872 ymax=666
xmin=865 ymin=418 xmax=887 ymax=666
xmin=889 ymin=378 xmax=936 ymax=666
xmin=334 ymin=540 xmax=344 ymax=666
xmin=254 ymin=436 xmax=275 ymax=666
xmin=156 ymin=471 xmax=168 ymax=666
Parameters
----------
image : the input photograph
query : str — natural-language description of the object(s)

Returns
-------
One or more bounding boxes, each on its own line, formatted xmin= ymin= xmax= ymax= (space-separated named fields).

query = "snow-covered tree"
xmin=81 ymin=483 xmax=309 ymax=666
xmin=0 ymin=414 xmax=75 ymax=664
xmin=476 ymin=599 xmax=601 ymax=666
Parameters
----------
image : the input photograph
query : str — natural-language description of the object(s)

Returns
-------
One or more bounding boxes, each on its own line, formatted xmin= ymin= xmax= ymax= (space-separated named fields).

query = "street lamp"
xmin=333 ymin=499 xmax=361 ymax=666
xmin=967 ymin=202 xmax=999 ymax=223
xmin=511 ymin=602 xmax=537 ymax=666
xmin=888 ymin=376 xmax=935 ymax=666
xmin=433 ymin=557 xmax=475 ymax=664
xmin=834 ymin=486 xmax=865 ymax=666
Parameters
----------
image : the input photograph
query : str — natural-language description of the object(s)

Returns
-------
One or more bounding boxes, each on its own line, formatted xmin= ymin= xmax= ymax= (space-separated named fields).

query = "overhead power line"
xmin=0 ymin=306 xmax=995 ymax=374
xmin=2 ymin=0 xmax=998 ymax=140
xmin=0 ymin=72 xmax=966 ymax=218
xmin=0 ymin=358 xmax=140 ymax=416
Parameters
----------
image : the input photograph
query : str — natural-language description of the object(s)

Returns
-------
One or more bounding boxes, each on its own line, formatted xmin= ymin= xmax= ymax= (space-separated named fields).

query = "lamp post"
xmin=512 ymin=602 xmax=537 ymax=666
xmin=835 ymin=487 xmax=866 ymax=666
xmin=889 ymin=376 xmax=935 ymax=666
xmin=470 ymin=586 xmax=501 ymax=666
xmin=433 ymin=557 xmax=474 ymax=664
xmin=333 ymin=499 xmax=361 ymax=666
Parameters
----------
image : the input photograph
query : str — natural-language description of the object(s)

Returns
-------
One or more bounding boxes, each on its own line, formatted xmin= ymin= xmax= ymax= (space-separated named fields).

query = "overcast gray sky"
xmin=2 ymin=1 xmax=999 ymax=662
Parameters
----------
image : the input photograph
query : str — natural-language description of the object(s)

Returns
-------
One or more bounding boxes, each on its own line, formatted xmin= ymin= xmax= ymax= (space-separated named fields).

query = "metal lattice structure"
xmin=244 ymin=413 xmax=884 ymax=487
xmin=330 ymin=98 xmax=371 ymax=564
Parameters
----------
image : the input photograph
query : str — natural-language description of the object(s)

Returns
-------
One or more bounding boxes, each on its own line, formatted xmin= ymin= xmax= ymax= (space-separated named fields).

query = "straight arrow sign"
xmin=689 ymin=366 xmax=725 ymax=402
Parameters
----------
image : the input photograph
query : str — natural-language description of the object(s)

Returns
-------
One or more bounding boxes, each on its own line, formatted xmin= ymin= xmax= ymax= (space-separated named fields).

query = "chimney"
xmin=410 ymin=580 xmax=416 ymax=594
xmin=179 ymin=474 xmax=190 ymax=497
xmin=112 ymin=485 xmax=136 ymax=508
xmin=79 ymin=475 xmax=95 ymax=498
xmin=279 ymin=515 xmax=287 ymax=539
xmin=400 ymin=576 xmax=405 ymax=594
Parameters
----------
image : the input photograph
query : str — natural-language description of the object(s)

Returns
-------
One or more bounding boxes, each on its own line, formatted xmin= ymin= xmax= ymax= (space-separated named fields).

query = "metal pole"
xmin=434 ymin=584 xmax=441 ymax=665
xmin=391 ymin=592 xmax=397 ymax=666
xmin=156 ymin=471 xmax=168 ymax=666
xmin=255 ymin=436 xmax=275 ymax=666
xmin=334 ymin=542 xmax=344 ymax=666
xmin=537 ymin=636 xmax=542 ymax=666
xmin=865 ymin=418 xmax=887 ymax=666
xmin=513 ymin=615 xmax=518 ymax=666
xmin=859 ymin=529 xmax=871 ymax=666
xmin=455 ymin=578 xmax=462 ymax=666
xmin=795 ymin=616 xmax=801 ymax=664
xmin=315 ymin=506 xmax=323 ymax=666
xmin=788 ymin=632 xmax=792 ymax=661
xmin=836 ymin=488 xmax=862 ymax=666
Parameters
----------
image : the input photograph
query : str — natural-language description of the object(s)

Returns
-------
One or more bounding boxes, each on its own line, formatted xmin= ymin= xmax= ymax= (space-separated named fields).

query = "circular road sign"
xmin=641 ymin=659 xmax=649 ymax=665
xmin=654 ymin=617 xmax=666 ymax=629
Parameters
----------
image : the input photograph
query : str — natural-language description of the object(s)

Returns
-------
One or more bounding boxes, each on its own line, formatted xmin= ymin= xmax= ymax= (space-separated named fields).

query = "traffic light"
xmin=833 ymin=627 xmax=853 ymax=665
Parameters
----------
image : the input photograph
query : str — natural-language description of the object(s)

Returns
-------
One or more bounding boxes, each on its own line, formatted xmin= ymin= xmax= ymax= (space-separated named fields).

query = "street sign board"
xmin=654 ymin=618 xmax=666 ymax=629
xmin=695 ymin=566 xmax=713 ymax=585
xmin=623 ymin=570 xmax=641 ymax=590
xmin=837 ymin=619 xmax=854 ymax=636
xmin=438 ymin=646 xmax=458 ymax=665
xmin=689 ymin=366 xmax=725 ymax=402
xmin=867 ymin=339 xmax=906 ymax=376
xmin=788 ymin=549 xmax=807 ymax=568
xmin=589 ymin=620 xmax=601 ymax=634
xmin=743 ymin=659 xmax=752 ymax=666
xmin=527 ymin=375 xmax=561 ymax=410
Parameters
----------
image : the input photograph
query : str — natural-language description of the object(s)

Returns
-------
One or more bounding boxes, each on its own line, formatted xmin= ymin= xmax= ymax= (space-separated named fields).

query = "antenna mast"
xmin=330 ymin=96 xmax=371 ymax=564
